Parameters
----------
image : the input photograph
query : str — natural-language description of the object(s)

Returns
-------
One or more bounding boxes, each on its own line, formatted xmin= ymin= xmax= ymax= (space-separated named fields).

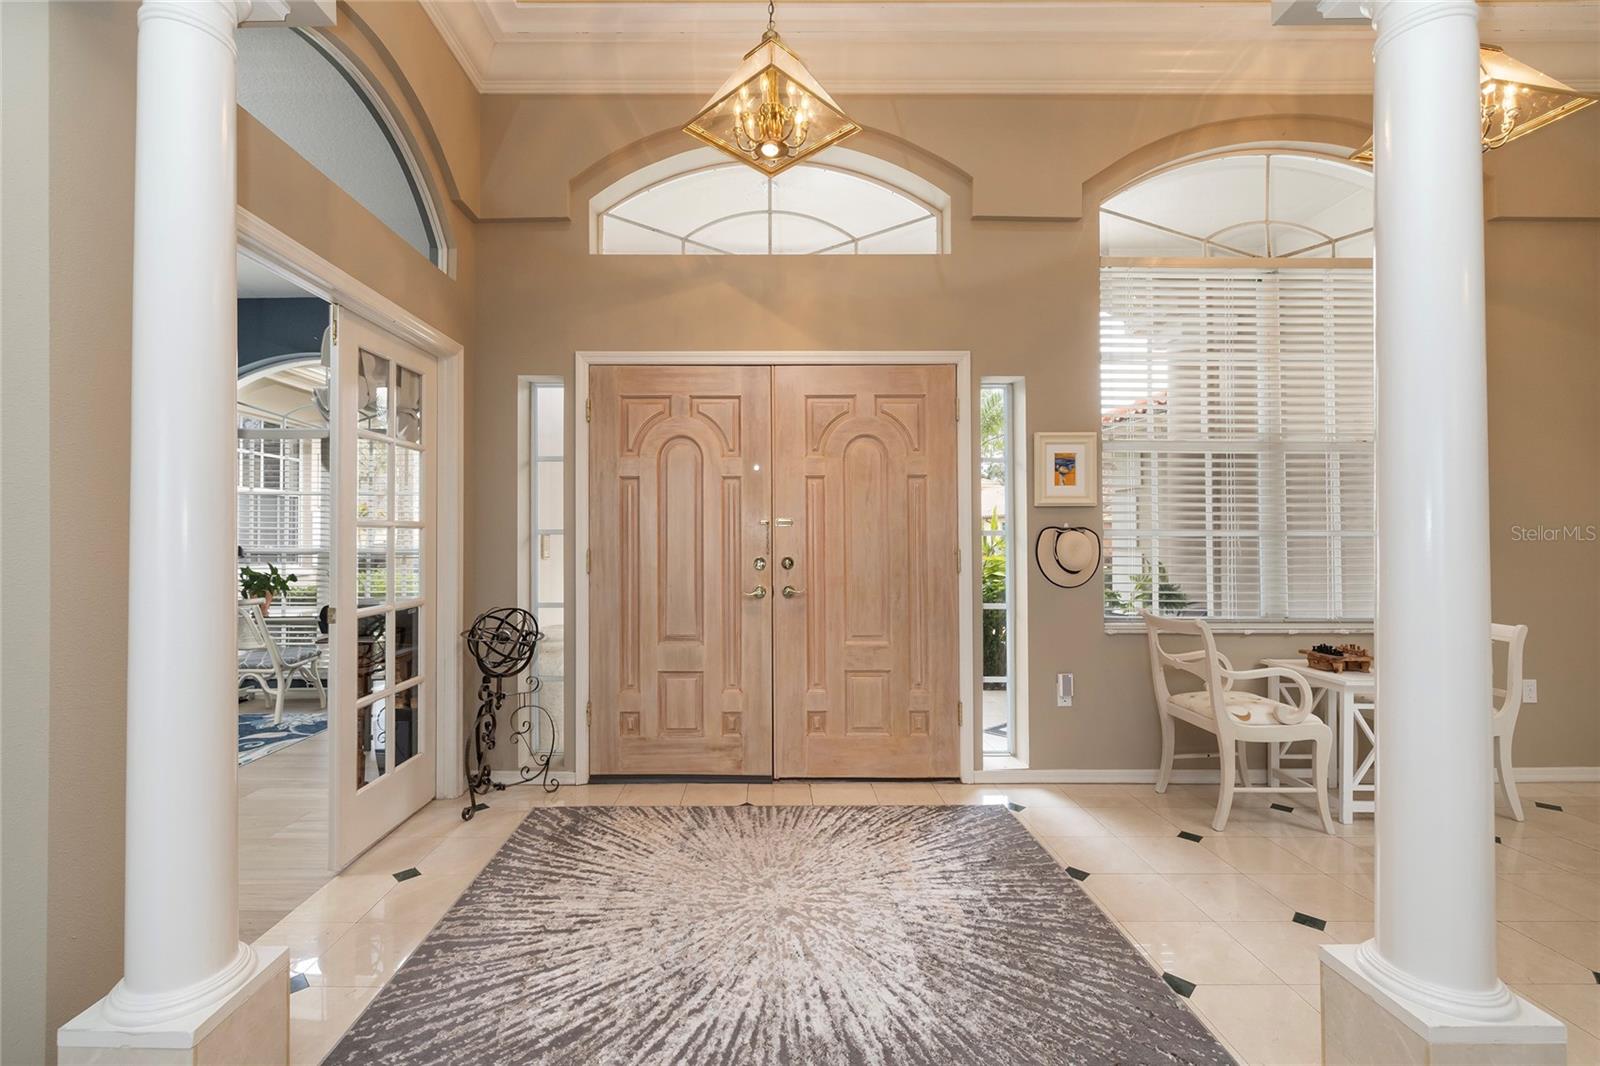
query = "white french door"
xmin=330 ymin=306 xmax=439 ymax=867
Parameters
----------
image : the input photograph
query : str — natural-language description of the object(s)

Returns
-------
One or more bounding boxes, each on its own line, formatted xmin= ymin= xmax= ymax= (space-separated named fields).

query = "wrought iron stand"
xmin=462 ymin=677 xmax=561 ymax=820
xmin=461 ymin=606 xmax=561 ymax=821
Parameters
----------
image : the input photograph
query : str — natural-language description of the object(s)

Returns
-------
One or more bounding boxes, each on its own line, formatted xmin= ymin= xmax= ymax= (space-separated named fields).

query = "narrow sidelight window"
xmin=525 ymin=379 xmax=567 ymax=753
xmin=980 ymin=381 xmax=1019 ymax=759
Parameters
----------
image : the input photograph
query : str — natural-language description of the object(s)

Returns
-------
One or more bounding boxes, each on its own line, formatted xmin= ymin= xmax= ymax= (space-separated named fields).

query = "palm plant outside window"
xmin=980 ymin=383 xmax=1017 ymax=756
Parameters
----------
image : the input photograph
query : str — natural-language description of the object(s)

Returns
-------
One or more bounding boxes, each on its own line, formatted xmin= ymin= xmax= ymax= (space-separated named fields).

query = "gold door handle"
xmin=745 ymin=586 xmax=768 ymax=600
xmin=782 ymin=585 xmax=805 ymax=598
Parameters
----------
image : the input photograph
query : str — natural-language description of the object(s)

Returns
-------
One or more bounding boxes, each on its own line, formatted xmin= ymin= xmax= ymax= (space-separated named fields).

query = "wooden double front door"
xmin=589 ymin=364 xmax=959 ymax=779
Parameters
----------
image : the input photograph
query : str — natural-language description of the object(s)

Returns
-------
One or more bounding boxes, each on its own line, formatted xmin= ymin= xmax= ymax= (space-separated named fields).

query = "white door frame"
xmin=238 ymin=207 xmax=468 ymax=801
xmin=573 ymin=350 xmax=978 ymax=785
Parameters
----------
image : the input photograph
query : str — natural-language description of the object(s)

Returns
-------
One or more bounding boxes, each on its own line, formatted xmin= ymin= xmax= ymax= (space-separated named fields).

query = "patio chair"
xmin=1143 ymin=611 xmax=1335 ymax=834
xmin=1492 ymin=622 xmax=1532 ymax=820
xmin=238 ymin=599 xmax=326 ymax=724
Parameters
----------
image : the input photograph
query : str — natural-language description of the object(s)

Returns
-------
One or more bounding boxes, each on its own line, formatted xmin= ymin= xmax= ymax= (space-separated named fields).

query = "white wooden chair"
xmin=237 ymin=600 xmax=326 ymax=724
xmin=1143 ymin=611 xmax=1335 ymax=834
xmin=1492 ymin=622 xmax=1531 ymax=821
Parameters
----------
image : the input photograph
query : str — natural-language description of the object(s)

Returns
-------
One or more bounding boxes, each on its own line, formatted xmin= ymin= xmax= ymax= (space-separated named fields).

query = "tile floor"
xmin=263 ymin=779 xmax=1600 ymax=1066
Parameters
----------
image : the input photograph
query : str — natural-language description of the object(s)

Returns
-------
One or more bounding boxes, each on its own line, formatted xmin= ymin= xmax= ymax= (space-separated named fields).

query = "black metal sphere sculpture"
xmin=465 ymin=606 xmax=539 ymax=679
xmin=462 ymin=607 xmax=557 ymax=819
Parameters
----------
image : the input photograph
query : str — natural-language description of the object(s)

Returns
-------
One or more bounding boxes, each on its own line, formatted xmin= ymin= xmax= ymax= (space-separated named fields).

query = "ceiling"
xmin=237 ymin=253 xmax=312 ymax=299
xmin=421 ymin=0 xmax=1600 ymax=95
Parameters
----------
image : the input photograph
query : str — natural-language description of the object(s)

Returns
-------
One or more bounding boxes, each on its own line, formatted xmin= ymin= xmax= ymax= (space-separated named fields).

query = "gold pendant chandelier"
xmin=1352 ymin=45 xmax=1597 ymax=163
xmin=683 ymin=1 xmax=861 ymax=175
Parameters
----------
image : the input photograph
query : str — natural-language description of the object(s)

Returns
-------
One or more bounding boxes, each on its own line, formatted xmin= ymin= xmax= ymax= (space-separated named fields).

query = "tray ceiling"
xmin=420 ymin=0 xmax=1600 ymax=95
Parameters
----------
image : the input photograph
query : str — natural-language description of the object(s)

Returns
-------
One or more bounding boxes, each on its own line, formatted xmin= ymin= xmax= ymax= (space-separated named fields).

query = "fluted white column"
xmin=1356 ymin=0 xmax=1512 ymax=1021
xmin=104 ymin=0 xmax=256 ymax=1026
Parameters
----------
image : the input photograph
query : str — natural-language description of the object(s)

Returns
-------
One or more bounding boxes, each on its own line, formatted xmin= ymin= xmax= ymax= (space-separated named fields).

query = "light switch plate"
xmin=1057 ymin=673 xmax=1073 ymax=707
xmin=1522 ymin=679 xmax=1538 ymax=704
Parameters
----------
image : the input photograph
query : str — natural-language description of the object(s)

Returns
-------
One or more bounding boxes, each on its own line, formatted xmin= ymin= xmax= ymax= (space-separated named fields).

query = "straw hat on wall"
xmin=1034 ymin=525 xmax=1103 ymax=589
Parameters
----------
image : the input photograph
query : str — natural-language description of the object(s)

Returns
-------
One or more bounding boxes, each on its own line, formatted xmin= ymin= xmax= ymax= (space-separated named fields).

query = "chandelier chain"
xmin=767 ymin=0 xmax=776 ymax=33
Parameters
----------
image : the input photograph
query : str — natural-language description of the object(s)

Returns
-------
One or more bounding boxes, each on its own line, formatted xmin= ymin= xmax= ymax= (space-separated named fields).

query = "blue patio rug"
xmin=237 ymin=710 xmax=327 ymax=765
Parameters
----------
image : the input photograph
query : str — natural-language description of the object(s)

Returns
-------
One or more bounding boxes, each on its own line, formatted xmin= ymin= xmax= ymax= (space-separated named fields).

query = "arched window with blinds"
xmin=1099 ymin=150 xmax=1374 ymax=626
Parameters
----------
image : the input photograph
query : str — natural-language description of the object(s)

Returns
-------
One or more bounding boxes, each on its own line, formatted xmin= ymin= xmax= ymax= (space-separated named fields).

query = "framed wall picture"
xmin=1033 ymin=432 xmax=1098 ymax=507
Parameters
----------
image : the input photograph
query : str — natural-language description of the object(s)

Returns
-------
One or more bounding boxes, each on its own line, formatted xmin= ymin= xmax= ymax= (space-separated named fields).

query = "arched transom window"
xmin=1101 ymin=149 xmax=1373 ymax=260
xmin=593 ymin=147 xmax=949 ymax=255
xmin=238 ymin=29 xmax=446 ymax=270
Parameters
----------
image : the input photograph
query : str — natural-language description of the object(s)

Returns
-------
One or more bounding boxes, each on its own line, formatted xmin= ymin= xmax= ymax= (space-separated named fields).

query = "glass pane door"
xmin=330 ymin=307 xmax=437 ymax=868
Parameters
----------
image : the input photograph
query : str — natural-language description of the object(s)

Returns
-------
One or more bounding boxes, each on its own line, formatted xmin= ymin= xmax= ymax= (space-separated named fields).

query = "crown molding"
xmin=420 ymin=0 xmax=1600 ymax=96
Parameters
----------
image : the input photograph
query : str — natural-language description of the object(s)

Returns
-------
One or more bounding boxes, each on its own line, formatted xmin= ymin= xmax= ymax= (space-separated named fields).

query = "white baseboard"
xmin=970 ymin=766 xmax=1600 ymax=785
xmin=969 ymin=767 xmax=1270 ymax=785
xmin=510 ymin=766 xmax=1599 ymax=788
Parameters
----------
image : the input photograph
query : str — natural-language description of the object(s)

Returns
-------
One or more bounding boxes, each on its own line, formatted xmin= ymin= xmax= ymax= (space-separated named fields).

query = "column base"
xmin=1321 ymin=945 xmax=1566 ymax=1065
xmin=58 ymin=945 xmax=288 ymax=1066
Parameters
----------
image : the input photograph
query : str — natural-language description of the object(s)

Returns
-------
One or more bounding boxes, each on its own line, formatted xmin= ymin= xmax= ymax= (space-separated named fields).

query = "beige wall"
xmin=2 ymin=7 xmax=56 ymax=1064
xmin=469 ymin=94 xmax=1600 ymax=775
xmin=0 ymin=3 xmax=478 ymax=1058
xmin=1484 ymin=216 xmax=1600 ymax=769
xmin=37 ymin=6 xmax=139 ymax=1062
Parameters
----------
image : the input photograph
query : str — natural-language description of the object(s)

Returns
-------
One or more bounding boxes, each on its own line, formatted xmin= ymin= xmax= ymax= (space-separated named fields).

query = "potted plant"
xmin=239 ymin=563 xmax=297 ymax=614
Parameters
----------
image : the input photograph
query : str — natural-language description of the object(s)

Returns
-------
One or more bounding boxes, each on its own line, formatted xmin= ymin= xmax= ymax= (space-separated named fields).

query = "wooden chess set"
xmin=1300 ymin=642 xmax=1373 ymax=673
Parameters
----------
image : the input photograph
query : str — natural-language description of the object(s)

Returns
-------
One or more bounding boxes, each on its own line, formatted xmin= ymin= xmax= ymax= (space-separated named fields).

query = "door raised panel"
xmin=773 ymin=365 xmax=959 ymax=778
xmin=589 ymin=366 xmax=773 ymax=775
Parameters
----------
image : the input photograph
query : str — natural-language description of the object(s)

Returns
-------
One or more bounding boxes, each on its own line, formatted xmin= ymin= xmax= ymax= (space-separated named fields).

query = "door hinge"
xmin=329 ymin=306 xmax=339 ymax=344
xmin=326 ymin=606 xmax=337 ymax=624
xmin=585 ymin=398 xmax=592 ymax=423
xmin=955 ymin=396 xmax=960 ymax=423
xmin=585 ymin=700 xmax=592 ymax=726
xmin=955 ymin=545 xmax=961 ymax=572
xmin=957 ymin=700 xmax=963 ymax=726
xmin=585 ymin=548 xmax=591 ymax=574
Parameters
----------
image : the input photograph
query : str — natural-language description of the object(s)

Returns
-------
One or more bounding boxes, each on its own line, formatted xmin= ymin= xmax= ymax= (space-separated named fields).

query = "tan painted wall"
xmin=1484 ymin=217 xmax=1600 ymax=770
xmin=37 ymin=7 xmax=139 ymax=1061
xmin=469 ymin=95 xmax=1600 ymax=775
xmin=2 ymin=7 xmax=56 ymax=1064
xmin=1 ymin=3 xmax=478 ymax=1058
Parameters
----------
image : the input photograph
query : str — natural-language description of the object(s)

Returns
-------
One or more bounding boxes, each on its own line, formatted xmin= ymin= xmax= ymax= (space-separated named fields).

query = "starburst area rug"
xmin=326 ymin=804 xmax=1234 ymax=1066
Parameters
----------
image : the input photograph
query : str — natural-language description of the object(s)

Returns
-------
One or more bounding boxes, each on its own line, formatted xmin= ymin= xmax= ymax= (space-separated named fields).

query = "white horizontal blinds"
xmin=1101 ymin=266 xmax=1374 ymax=623
xmin=237 ymin=416 xmax=331 ymax=658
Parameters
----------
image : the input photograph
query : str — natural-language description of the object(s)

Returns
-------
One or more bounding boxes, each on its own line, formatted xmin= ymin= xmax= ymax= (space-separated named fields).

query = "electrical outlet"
xmin=1522 ymin=679 xmax=1538 ymax=704
xmin=1056 ymin=673 xmax=1073 ymax=707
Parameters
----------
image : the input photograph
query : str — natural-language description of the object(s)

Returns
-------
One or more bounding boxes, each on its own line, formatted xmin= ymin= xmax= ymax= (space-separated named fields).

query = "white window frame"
xmin=518 ymin=376 xmax=568 ymax=759
xmin=979 ymin=378 xmax=1028 ymax=766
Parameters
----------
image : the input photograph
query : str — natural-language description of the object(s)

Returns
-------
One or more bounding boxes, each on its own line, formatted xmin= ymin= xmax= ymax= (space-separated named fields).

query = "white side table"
xmin=1262 ymin=658 xmax=1377 ymax=824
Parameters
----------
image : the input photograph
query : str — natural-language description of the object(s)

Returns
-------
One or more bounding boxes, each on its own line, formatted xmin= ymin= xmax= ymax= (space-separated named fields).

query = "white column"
xmin=1357 ymin=0 xmax=1511 ymax=1020
xmin=104 ymin=0 xmax=256 ymax=1026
